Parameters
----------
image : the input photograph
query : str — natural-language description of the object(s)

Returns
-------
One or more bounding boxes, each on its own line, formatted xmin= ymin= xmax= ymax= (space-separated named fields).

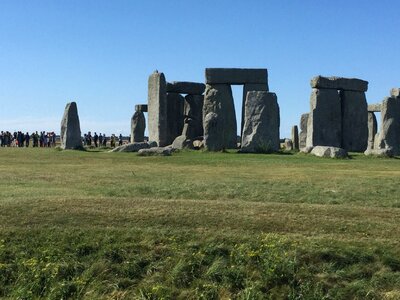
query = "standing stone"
xmin=60 ymin=102 xmax=82 ymax=150
xmin=375 ymin=97 xmax=400 ymax=155
xmin=203 ymin=84 xmax=237 ymax=150
xmin=241 ymin=91 xmax=280 ymax=153
xmin=340 ymin=90 xmax=368 ymax=152
xmin=306 ymin=88 xmax=341 ymax=148
xmin=367 ymin=112 xmax=377 ymax=150
xmin=390 ymin=88 xmax=400 ymax=98
xmin=166 ymin=93 xmax=184 ymax=145
xmin=184 ymin=94 xmax=204 ymax=138
xmin=148 ymin=71 xmax=168 ymax=147
xmin=131 ymin=110 xmax=146 ymax=143
xmin=299 ymin=113 xmax=309 ymax=149
xmin=241 ymin=83 xmax=268 ymax=135
xmin=135 ymin=104 xmax=148 ymax=112
xmin=291 ymin=125 xmax=299 ymax=150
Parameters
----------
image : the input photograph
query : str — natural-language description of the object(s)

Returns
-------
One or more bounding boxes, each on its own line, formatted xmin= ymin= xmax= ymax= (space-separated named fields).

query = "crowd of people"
xmin=0 ymin=130 xmax=126 ymax=148
xmin=0 ymin=131 xmax=56 ymax=147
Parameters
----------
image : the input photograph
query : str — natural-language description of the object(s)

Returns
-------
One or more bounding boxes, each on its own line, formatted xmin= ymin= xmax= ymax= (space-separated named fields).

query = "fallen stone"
xmin=241 ymin=91 xmax=280 ymax=153
xmin=148 ymin=71 xmax=168 ymax=147
xmin=110 ymin=142 xmax=150 ymax=152
xmin=203 ymin=84 xmax=237 ymax=150
xmin=368 ymin=103 xmax=381 ymax=112
xmin=193 ymin=140 xmax=204 ymax=149
xmin=135 ymin=104 xmax=148 ymax=112
xmin=340 ymin=90 xmax=368 ymax=152
xmin=60 ymin=102 xmax=83 ymax=150
xmin=131 ymin=110 xmax=146 ymax=143
xmin=310 ymin=76 xmax=368 ymax=92
xmin=299 ymin=113 xmax=309 ymax=149
xmin=137 ymin=147 xmax=173 ymax=156
xmin=166 ymin=81 xmax=205 ymax=95
xmin=310 ymin=146 xmax=348 ymax=158
xmin=364 ymin=148 xmax=394 ymax=157
xmin=148 ymin=141 xmax=158 ymax=148
xmin=205 ymin=68 xmax=268 ymax=84
xmin=172 ymin=135 xmax=193 ymax=150
xmin=306 ymin=88 xmax=342 ymax=148
xmin=300 ymin=146 xmax=313 ymax=154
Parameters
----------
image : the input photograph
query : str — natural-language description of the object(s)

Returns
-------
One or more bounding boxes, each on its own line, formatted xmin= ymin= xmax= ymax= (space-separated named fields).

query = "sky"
xmin=1 ymin=0 xmax=400 ymax=137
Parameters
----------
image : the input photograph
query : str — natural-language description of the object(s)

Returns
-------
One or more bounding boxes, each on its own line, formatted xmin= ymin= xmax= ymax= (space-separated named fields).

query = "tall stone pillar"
xmin=375 ymin=97 xmax=400 ymax=155
xmin=340 ymin=90 xmax=368 ymax=152
xmin=241 ymin=83 xmax=268 ymax=135
xmin=131 ymin=109 xmax=146 ymax=143
xmin=148 ymin=71 xmax=167 ymax=146
xmin=299 ymin=113 xmax=309 ymax=149
xmin=60 ymin=102 xmax=82 ymax=150
xmin=203 ymin=84 xmax=237 ymax=150
xmin=306 ymin=88 xmax=342 ymax=148
xmin=184 ymin=94 xmax=204 ymax=139
xmin=166 ymin=92 xmax=184 ymax=145
xmin=367 ymin=112 xmax=377 ymax=150
xmin=291 ymin=125 xmax=299 ymax=150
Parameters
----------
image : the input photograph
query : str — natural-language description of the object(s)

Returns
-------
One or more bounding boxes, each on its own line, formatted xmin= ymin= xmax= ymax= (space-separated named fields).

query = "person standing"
xmin=118 ymin=134 xmax=123 ymax=146
xmin=25 ymin=132 xmax=30 ymax=147
xmin=94 ymin=132 xmax=99 ymax=147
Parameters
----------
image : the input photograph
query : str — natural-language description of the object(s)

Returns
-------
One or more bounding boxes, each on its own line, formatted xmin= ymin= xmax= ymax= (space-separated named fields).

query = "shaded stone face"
xmin=291 ymin=125 xmax=299 ymax=150
xmin=306 ymin=88 xmax=342 ymax=148
xmin=240 ymin=91 xmax=280 ymax=153
xmin=131 ymin=111 xmax=146 ymax=143
xmin=310 ymin=76 xmax=368 ymax=92
xmin=148 ymin=72 xmax=168 ymax=147
xmin=368 ymin=103 xmax=381 ymax=112
xmin=135 ymin=104 xmax=148 ymax=113
xmin=60 ymin=102 xmax=82 ymax=150
xmin=241 ymin=83 xmax=268 ymax=135
xmin=205 ymin=68 xmax=268 ymax=85
xmin=367 ymin=112 xmax=377 ymax=149
xmin=299 ymin=113 xmax=309 ymax=149
xmin=340 ymin=90 xmax=368 ymax=152
xmin=166 ymin=81 xmax=205 ymax=95
xmin=166 ymin=93 xmax=184 ymax=145
xmin=203 ymin=84 xmax=237 ymax=150
xmin=184 ymin=94 xmax=204 ymax=139
xmin=375 ymin=97 xmax=400 ymax=155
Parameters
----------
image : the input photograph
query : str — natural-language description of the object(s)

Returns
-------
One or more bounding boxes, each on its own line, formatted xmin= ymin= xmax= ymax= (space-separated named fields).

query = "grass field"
xmin=0 ymin=148 xmax=399 ymax=299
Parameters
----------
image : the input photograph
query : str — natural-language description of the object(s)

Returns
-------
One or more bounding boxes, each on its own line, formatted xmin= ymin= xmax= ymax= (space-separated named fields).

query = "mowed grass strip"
xmin=0 ymin=148 xmax=399 ymax=299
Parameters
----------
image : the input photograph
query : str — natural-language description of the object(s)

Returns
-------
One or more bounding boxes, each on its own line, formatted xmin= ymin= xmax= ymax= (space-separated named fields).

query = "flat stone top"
xmin=368 ymin=103 xmax=381 ymax=112
xmin=206 ymin=68 xmax=268 ymax=84
xmin=166 ymin=81 xmax=205 ymax=95
xmin=311 ymin=76 xmax=368 ymax=92
xmin=135 ymin=104 xmax=148 ymax=112
xmin=390 ymin=88 xmax=400 ymax=98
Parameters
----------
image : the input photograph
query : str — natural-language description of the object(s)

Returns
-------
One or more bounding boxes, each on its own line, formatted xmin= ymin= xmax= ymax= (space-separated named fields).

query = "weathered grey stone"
xmin=311 ymin=146 xmax=348 ymax=158
xmin=340 ymin=90 xmax=368 ymax=152
xmin=368 ymin=103 xmax=381 ymax=112
xmin=148 ymin=71 xmax=168 ymax=147
xmin=284 ymin=138 xmax=293 ymax=151
xmin=137 ymin=147 xmax=173 ymax=156
xmin=110 ymin=142 xmax=149 ymax=152
xmin=299 ymin=113 xmax=309 ymax=149
xmin=172 ymin=135 xmax=193 ymax=150
xmin=203 ymin=84 xmax=237 ymax=150
xmin=135 ymin=104 xmax=148 ymax=112
xmin=291 ymin=126 xmax=299 ymax=150
xmin=300 ymin=146 xmax=313 ymax=154
xmin=131 ymin=111 xmax=146 ymax=143
xmin=310 ymin=76 xmax=368 ymax=92
xmin=184 ymin=94 xmax=204 ymax=139
xmin=367 ymin=112 xmax=377 ymax=149
xmin=241 ymin=83 xmax=268 ymax=134
xmin=364 ymin=148 xmax=394 ymax=157
xmin=60 ymin=102 xmax=82 ymax=150
xmin=166 ymin=93 xmax=184 ymax=145
xmin=374 ymin=97 xmax=400 ymax=155
xmin=205 ymin=68 xmax=268 ymax=84
xmin=193 ymin=140 xmax=204 ymax=149
xmin=241 ymin=91 xmax=280 ymax=153
xmin=306 ymin=89 xmax=342 ymax=148
xmin=148 ymin=141 xmax=158 ymax=148
xmin=166 ymin=81 xmax=205 ymax=95
xmin=390 ymin=88 xmax=400 ymax=98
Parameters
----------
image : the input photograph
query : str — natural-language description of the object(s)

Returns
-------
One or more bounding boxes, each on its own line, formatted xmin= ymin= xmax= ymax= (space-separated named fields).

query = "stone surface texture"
xmin=166 ymin=92 xmax=184 ymax=145
xmin=310 ymin=76 xmax=368 ymax=92
xmin=368 ymin=104 xmax=381 ymax=112
xmin=203 ymin=84 xmax=237 ymax=150
xmin=306 ymin=88 xmax=342 ymax=148
xmin=367 ymin=112 xmax=377 ymax=149
xmin=299 ymin=113 xmax=309 ymax=149
xmin=311 ymin=146 xmax=348 ymax=158
xmin=148 ymin=71 xmax=168 ymax=147
xmin=184 ymin=94 xmax=204 ymax=139
xmin=390 ymin=88 xmax=400 ymax=98
xmin=166 ymin=81 xmax=205 ymax=95
xmin=241 ymin=91 xmax=280 ymax=153
xmin=60 ymin=102 xmax=82 ymax=150
xmin=137 ymin=147 xmax=173 ymax=156
xmin=291 ymin=125 xmax=299 ymax=150
xmin=364 ymin=148 xmax=394 ymax=157
xmin=241 ymin=83 xmax=268 ymax=134
xmin=135 ymin=104 xmax=148 ymax=112
xmin=131 ymin=111 xmax=146 ymax=143
xmin=205 ymin=68 xmax=268 ymax=84
xmin=110 ymin=142 xmax=150 ymax=152
xmin=340 ymin=90 xmax=368 ymax=152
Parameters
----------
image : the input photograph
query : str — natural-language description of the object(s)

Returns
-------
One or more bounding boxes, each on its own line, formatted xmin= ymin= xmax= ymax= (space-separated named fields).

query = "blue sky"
xmin=1 ymin=0 xmax=399 ymax=137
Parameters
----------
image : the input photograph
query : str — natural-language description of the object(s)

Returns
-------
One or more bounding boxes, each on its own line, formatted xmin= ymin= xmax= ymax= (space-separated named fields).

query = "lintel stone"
xmin=166 ymin=81 xmax=205 ymax=95
xmin=310 ymin=76 xmax=368 ymax=92
xmin=135 ymin=104 xmax=148 ymax=112
xmin=368 ymin=103 xmax=381 ymax=112
xmin=205 ymin=68 xmax=268 ymax=84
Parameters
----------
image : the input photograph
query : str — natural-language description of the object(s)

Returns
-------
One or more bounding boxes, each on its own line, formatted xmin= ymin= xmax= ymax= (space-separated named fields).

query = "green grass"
xmin=0 ymin=148 xmax=399 ymax=299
